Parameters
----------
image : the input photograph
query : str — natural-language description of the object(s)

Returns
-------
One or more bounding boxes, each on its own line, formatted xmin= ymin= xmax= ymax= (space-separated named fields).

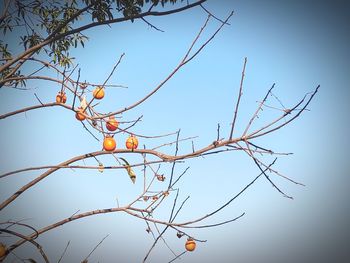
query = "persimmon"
xmin=103 ymin=136 xmax=116 ymax=151
xmin=0 ymin=243 xmax=6 ymax=257
xmin=126 ymin=135 xmax=138 ymax=150
xmin=106 ymin=116 xmax=119 ymax=131
xmin=75 ymin=107 xmax=86 ymax=121
xmin=93 ymin=86 xmax=105 ymax=99
xmin=185 ymin=238 xmax=196 ymax=252
xmin=56 ymin=91 xmax=67 ymax=103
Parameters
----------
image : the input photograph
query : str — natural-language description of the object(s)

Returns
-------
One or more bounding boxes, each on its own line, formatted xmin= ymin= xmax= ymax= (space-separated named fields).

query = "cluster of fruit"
xmin=56 ymin=86 xmax=139 ymax=152
xmin=55 ymin=86 xmax=197 ymax=253
xmin=103 ymin=133 xmax=138 ymax=152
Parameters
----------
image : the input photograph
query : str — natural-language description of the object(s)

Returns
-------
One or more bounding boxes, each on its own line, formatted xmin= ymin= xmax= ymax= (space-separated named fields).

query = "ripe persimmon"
xmin=185 ymin=238 xmax=196 ymax=252
xmin=93 ymin=86 xmax=105 ymax=99
xmin=106 ymin=116 xmax=119 ymax=131
xmin=75 ymin=107 xmax=86 ymax=121
xmin=56 ymin=91 xmax=67 ymax=103
xmin=103 ymin=136 xmax=116 ymax=151
xmin=126 ymin=135 xmax=138 ymax=150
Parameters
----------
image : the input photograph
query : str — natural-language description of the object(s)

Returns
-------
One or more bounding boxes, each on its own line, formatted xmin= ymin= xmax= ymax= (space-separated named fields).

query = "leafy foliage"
xmin=0 ymin=0 xmax=183 ymax=84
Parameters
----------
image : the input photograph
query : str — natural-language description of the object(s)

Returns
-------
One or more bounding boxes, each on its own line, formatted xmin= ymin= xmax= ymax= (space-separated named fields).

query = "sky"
xmin=0 ymin=0 xmax=350 ymax=262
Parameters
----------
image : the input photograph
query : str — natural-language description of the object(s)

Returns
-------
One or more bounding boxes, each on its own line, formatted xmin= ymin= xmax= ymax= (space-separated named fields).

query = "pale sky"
xmin=0 ymin=1 xmax=349 ymax=262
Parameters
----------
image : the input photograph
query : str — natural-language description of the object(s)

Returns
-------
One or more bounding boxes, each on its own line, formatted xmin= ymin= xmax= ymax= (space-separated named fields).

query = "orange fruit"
xmin=56 ymin=91 xmax=67 ymax=103
xmin=126 ymin=135 xmax=138 ymax=150
xmin=75 ymin=107 xmax=86 ymax=121
xmin=93 ymin=86 xmax=105 ymax=99
xmin=106 ymin=116 xmax=119 ymax=131
xmin=103 ymin=136 xmax=116 ymax=151
xmin=185 ymin=238 xmax=196 ymax=252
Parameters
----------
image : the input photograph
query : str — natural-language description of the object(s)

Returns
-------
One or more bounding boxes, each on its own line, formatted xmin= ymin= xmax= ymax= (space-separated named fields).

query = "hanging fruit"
xmin=126 ymin=134 xmax=139 ymax=150
xmin=185 ymin=238 xmax=196 ymax=252
xmin=106 ymin=116 xmax=119 ymax=131
xmin=56 ymin=91 xmax=67 ymax=103
xmin=93 ymin=86 xmax=105 ymax=99
xmin=103 ymin=136 xmax=116 ymax=151
xmin=75 ymin=107 xmax=86 ymax=121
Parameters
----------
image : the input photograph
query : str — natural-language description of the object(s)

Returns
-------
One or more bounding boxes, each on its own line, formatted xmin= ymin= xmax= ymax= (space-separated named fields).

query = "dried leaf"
xmin=119 ymin=157 xmax=136 ymax=184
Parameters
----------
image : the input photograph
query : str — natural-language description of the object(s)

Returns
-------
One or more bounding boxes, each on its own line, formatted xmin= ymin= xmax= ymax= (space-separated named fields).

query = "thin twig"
xmin=244 ymin=141 xmax=292 ymax=199
xmin=216 ymin=123 xmax=220 ymax=141
xmin=72 ymin=68 xmax=81 ymax=109
xmin=3 ymin=229 xmax=49 ymax=263
xmin=168 ymin=251 xmax=187 ymax=263
xmin=3 ymin=221 xmax=39 ymax=240
xmin=229 ymin=57 xmax=247 ymax=139
xmin=192 ymin=158 xmax=277 ymax=222
xmin=83 ymin=53 xmax=123 ymax=113
xmin=57 ymin=241 xmax=70 ymax=263
xmin=141 ymin=17 xmax=165 ymax=32
xmin=34 ymin=93 xmax=44 ymax=105
xmin=248 ymin=85 xmax=320 ymax=139
xmin=60 ymin=67 xmax=66 ymax=93
xmin=170 ymin=167 xmax=190 ymax=189
xmin=81 ymin=234 xmax=109 ymax=262
xmin=102 ymin=53 xmax=125 ymax=87
xmin=81 ymin=121 xmax=100 ymax=141
xmin=168 ymin=129 xmax=181 ymax=188
xmin=151 ymin=136 xmax=198 ymax=151
xmin=182 ymin=11 xmax=233 ymax=65
xmin=153 ymin=223 xmax=177 ymax=256
xmin=187 ymin=212 xmax=245 ymax=228
xmin=242 ymin=83 xmax=275 ymax=137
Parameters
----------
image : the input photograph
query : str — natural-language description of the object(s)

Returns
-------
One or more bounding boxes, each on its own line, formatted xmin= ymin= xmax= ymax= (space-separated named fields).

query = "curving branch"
xmin=0 ymin=2 xmax=320 ymax=261
xmin=1 ymin=228 xmax=49 ymax=263
xmin=6 ymin=159 xmax=274 ymax=255
xmin=1 ymin=11 xmax=231 ymax=125
xmin=0 ymin=82 xmax=318 ymax=211
xmin=0 ymin=0 xmax=207 ymax=76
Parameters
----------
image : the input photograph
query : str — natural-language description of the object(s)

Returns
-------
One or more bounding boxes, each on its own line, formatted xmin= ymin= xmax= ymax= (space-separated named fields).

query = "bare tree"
xmin=0 ymin=0 xmax=319 ymax=262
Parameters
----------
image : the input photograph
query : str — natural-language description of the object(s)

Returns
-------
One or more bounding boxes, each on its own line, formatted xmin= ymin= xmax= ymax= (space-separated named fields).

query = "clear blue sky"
xmin=0 ymin=1 xmax=349 ymax=262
